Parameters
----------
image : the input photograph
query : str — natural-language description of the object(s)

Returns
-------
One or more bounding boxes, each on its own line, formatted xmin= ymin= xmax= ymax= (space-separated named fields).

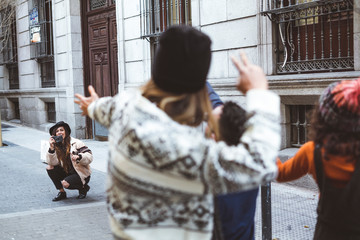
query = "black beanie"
xmin=152 ymin=25 xmax=212 ymax=94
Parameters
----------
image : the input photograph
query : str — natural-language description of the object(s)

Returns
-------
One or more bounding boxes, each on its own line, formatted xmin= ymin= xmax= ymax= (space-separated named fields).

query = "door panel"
xmin=82 ymin=1 xmax=117 ymax=139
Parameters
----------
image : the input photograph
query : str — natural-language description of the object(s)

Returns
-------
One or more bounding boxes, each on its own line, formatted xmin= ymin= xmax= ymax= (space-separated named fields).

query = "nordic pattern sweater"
xmin=88 ymin=89 xmax=280 ymax=240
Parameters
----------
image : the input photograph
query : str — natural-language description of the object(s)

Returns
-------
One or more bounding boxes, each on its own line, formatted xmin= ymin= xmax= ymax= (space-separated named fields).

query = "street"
xmin=0 ymin=123 xmax=112 ymax=240
xmin=0 ymin=122 xmax=319 ymax=240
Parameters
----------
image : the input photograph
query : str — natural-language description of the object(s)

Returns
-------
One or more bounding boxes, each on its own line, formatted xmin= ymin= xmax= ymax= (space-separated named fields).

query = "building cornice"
xmin=0 ymin=88 xmax=67 ymax=97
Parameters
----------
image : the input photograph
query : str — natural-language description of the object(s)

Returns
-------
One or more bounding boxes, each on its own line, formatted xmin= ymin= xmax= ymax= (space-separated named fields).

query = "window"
xmin=140 ymin=0 xmax=192 ymax=38
xmin=8 ymin=98 xmax=20 ymax=120
xmin=89 ymin=0 xmax=115 ymax=11
xmin=289 ymin=105 xmax=313 ymax=147
xmin=46 ymin=102 xmax=56 ymax=123
xmin=140 ymin=0 xmax=191 ymax=60
xmin=0 ymin=6 xmax=19 ymax=89
xmin=40 ymin=60 xmax=55 ymax=88
xmin=8 ymin=63 xmax=19 ymax=89
xmin=29 ymin=0 xmax=55 ymax=87
xmin=261 ymin=0 xmax=354 ymax=74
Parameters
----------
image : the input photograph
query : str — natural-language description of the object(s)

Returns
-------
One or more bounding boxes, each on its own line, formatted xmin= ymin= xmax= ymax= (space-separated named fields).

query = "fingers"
xmin=88 ymin=85 xmax=96 ymax=96
xmin=240 ymin=51 xmax=249 ymax=66
xmin=231 ymin=50 xmax=248 ymax=72
xmin=88 ymin=85 xmax=99 ymax=100
xmin=74 ymin=93 xmax=85 ymax=101
xmin=231 ymin=55 xmax=242 ymax=72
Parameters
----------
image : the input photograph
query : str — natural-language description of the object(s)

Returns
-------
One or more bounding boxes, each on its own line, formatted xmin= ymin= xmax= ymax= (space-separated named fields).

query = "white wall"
xmin=0 ymin=0 xmax=86 ymax=138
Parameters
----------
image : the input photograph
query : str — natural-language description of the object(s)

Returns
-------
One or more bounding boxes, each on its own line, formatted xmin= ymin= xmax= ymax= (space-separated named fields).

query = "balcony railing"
xmin=261 ymin=0 xmax=354 ymax=74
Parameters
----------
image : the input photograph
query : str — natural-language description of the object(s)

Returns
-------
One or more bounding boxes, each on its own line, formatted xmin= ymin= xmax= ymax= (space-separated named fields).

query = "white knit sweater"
xmin=88 ymin=89 xmax=280 ymax=240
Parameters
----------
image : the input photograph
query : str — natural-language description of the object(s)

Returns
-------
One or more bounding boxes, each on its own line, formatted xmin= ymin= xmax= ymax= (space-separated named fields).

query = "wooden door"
xmin=81 ymin=0 xmax=118 ymax=138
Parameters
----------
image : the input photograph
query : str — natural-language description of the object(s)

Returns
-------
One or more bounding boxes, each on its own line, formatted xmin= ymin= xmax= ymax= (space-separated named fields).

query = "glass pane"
xmin=41 ymin=61 xmax=55 ymax=88
xmin=14 ymin=101 xmax=20 ymax=119
xmin=291 ymin=125 xmax=298 ymax=145
xmin=289 ymin=105 xmax=314 ymax=147
xmin=46 ymin=102 xmax=56 ymax=123
xmin=299 ymin=105 xmax=306 ymax=124
xmin=290 ymin=105 xmax=298 ymax=123
xmin=90 ymin=0 xmax=106 ymax=10
xmin=8 ymin=64 xmax=19 ymax=89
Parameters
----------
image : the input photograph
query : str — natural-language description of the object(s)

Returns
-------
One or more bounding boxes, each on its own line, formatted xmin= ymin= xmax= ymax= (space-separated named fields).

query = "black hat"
xmin=152 ymin=25 xmax=212 ymax=94
xmin=49 ymin=121 xmax=71 ymax=136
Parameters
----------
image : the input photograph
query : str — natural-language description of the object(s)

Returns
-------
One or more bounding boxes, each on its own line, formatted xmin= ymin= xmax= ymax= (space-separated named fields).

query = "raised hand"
xmin=74 ymin=85 xmax=99 ymax=116
xmin=231 ymin=51 xmax=268 ymax=94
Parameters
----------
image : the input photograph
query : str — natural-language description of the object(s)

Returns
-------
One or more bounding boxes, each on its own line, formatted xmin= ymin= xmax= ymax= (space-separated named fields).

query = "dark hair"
xmin=218 ymin=101 xmax=247 ymax=146
xmin=309 ymin=103 xmax=360 ymax=159
xmin=54 ymin=126 xmax=72 ymax=173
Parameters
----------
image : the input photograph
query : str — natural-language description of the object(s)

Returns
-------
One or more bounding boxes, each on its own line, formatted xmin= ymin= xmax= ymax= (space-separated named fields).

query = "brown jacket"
xmin=46 ymin=137 xmax=93 ymax=185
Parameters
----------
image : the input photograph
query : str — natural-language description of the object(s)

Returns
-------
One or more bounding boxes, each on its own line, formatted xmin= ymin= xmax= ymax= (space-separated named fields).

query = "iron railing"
xmin=140 ymin=0 xmax=191 ymax=38
xmin=29 ymin=0 xmax=54 ymax=60
xmin=0 ymin=8 xmax=17 ymax=65
xmin=289 ymin=105 xmax=313 ymax=147
xmin=0 ymin=7 xmax=19 ymax=89
xmin=261 ymin=0 xmax=354 ymax=74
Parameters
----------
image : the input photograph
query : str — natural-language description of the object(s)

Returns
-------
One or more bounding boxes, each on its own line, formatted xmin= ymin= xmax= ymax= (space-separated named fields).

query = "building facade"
xmin=0 ymin=0 xmax=359 ymax=149
xmin=115 ymin=0 xmax=360 ymax=149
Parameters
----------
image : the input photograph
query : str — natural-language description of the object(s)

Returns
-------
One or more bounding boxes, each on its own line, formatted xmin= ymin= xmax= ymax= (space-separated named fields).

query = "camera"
xmin=52 ymin=135 xmax=63 ymax=143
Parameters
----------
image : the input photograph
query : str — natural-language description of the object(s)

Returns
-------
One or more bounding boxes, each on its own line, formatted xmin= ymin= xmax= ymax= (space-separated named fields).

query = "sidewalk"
xmin=0 ymin=121 xmax=318 ymax=240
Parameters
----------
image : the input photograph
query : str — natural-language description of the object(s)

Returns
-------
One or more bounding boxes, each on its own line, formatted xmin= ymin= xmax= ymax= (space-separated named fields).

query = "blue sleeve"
xmin=206 ymin=81 xmax=223 ymax=109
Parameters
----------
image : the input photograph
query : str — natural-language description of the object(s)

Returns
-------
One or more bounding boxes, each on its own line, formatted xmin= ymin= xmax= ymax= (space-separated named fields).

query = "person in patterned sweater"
xmin=75 ymin=25 xmax=280 ymax=240
xmin=276 ymin=78 xmax=360 ymax=239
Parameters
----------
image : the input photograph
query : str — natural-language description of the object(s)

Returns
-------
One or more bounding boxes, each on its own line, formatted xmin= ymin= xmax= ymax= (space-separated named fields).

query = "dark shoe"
xmin=52 ymin=191 xmax=67 ymax=201
xmin=77 ymin=185 xmax=90 ymax=199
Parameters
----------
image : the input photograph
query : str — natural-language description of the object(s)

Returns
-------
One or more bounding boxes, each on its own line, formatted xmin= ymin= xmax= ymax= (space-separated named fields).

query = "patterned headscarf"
xmin=319 ymin=78 xmax=360 ymax=132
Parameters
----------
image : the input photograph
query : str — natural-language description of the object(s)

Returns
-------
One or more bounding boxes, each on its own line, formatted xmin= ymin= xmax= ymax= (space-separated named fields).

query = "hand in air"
xmin=74 ymin=85 xmax=99 ymax=116
xmin=231 ymin=51 xmax=268 ymax=94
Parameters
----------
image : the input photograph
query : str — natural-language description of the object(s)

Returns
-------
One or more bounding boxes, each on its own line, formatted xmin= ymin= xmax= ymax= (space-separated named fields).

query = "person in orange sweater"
xmin=276 ymin=78 xmax=360 ymax=240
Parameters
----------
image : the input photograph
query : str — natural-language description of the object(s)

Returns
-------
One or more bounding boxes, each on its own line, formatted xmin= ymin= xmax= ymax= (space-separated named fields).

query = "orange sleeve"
xmin=276 ymin=142 xmax=314 ymax=182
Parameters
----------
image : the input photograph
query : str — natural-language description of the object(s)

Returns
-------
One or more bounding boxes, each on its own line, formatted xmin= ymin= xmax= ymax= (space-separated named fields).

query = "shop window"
xmin=261 ymin=0 xmax=354 ymax=74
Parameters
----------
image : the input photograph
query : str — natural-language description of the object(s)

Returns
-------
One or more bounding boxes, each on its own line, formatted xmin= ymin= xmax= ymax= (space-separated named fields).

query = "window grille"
xmin=0 ymin=7 xmax=19 ymax=89
xmin=140 ymin=0 xmax=192 ymax=38
xmin=90 ymin=0 xmax=106 ymax=10
xmin=89 ymin=0 xmax=115 ymax=11
xmin=29 ymin=0 xmax=54 ymax=60
xmin=40 ymin=60 xmax=55 ymax=88
xmin=289 ymin=105 xmax=313 ymax=147
xmin=8 ymin=63 xmax=19 ymax=89
xmin=0 ymin=8 xmax=17 ymax=65
xmin=46 ymin=102 xmax=56 ymax=123
xmin=261 ymin=0 xmax=354 ymax=74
